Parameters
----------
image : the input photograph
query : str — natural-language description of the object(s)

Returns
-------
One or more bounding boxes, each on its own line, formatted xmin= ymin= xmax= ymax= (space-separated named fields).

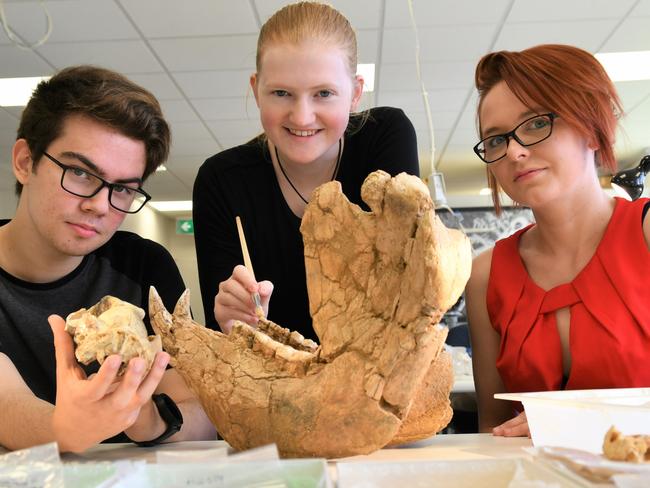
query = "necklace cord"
xmin=275 ymin=139 xmax=342 ymax=204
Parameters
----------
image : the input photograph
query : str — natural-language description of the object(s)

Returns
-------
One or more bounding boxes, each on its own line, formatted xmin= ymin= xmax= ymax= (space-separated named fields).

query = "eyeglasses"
xmin=473 ymin=113 xmax=557 ymax=164
xmin=42 ymin=151 xmax=151 ymax=214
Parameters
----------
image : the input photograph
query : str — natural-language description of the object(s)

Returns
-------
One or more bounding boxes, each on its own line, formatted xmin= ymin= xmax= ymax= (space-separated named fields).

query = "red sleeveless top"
xmin=487 ymin=197 xmax=650 ymax=393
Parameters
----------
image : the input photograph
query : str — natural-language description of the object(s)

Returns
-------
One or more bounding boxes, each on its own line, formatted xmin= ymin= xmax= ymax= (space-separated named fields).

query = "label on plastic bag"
xmin=153 ymin=459 xmax=330 ymax=488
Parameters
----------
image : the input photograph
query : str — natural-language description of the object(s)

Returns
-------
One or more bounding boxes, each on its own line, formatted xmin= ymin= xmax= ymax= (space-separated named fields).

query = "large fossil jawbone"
xmin=149 ymin=171 xmax=471 ymax=458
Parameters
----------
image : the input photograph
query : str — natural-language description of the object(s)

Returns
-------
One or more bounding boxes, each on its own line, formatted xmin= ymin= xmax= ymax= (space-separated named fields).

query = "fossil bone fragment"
xmin=603 ymin=426 xmax=650 ymax=463
xmin=66 ymin=295 xmax=162 ymax=374
xmin=150 ymin=170 xmax=472 ymax=458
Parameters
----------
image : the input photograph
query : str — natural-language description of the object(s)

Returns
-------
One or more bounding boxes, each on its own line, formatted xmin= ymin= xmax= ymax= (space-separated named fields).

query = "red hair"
xmin=475 ymin=44 xmax=623 ymax=213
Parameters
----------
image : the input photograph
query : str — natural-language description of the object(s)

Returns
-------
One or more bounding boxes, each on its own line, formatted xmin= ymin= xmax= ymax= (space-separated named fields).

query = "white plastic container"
xmin=495 ymin=388 xmax=650 ymax=454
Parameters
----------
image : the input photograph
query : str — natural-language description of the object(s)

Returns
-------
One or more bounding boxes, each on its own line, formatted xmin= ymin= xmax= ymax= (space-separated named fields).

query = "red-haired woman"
xmin=465 ymin=44 xmax=650 ymax=436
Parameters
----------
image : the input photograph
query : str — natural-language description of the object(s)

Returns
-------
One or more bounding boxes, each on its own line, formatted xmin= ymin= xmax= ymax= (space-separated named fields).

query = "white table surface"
xmin=337 ymin=433 xmax=531 ymax=463
xmin=7 ymin=435 xmax=603 ymax=487
xmin=62 ymin=434 xmax=539 ymax=486
xmin=60 ymin=433 xmax=531 ymax=465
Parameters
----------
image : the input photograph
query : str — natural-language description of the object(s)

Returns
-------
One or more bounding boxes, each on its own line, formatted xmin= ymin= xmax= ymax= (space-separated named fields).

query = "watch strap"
xmin=134 ymin=393 xmax=183 ymax=447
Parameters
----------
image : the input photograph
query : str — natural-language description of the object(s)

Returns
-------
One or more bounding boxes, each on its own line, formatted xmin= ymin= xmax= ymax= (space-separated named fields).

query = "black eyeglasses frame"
xmin=473 ymin=113 xmax=558 ymax=164
xmin=42 ymin=151 xmax=151 ymax=214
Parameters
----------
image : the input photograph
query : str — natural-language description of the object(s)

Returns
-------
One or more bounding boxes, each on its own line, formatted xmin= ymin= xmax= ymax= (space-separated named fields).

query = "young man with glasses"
xmin=0 ymin=66 xmax=215 ymax=452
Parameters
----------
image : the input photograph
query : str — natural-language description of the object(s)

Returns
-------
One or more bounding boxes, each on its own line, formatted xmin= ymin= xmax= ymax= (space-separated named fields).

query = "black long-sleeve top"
xmin=193 ymin=106 xmax=420 ymax=340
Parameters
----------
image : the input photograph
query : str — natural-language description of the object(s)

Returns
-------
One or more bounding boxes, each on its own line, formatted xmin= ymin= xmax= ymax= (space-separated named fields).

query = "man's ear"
xmin=250 ymin=73 xmax=260 ymax=108
xmin=350 ymin=75 xmax=364 ymax=112
xmin=12 ymin=139 xmax=33 ymax=185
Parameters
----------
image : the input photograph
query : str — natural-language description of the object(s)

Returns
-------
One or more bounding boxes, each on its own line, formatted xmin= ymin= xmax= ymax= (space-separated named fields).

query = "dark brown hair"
xmin=475 ymin=44 xmax=622 ymax=213
xmin=16 ymin=65 xmax=170 ymax=195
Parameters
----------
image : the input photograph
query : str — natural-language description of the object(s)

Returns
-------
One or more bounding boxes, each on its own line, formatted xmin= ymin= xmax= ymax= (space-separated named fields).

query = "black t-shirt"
xmin=0 ymin=224 xmax=185 ymax=417
xmin=193 ymin=106 xmax=419 ymax=340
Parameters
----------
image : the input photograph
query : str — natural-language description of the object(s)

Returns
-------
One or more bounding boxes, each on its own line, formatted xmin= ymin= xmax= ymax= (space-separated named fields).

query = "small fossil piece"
xmin=66 ymin=295 xmax=161 ymax=374
xmin=603 ymin=426 xmax=650 ymax=463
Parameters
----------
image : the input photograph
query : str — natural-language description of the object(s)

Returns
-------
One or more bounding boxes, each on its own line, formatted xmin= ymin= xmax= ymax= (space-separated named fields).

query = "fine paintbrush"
xmin=235 ymin=216 xmax=265 ymax=319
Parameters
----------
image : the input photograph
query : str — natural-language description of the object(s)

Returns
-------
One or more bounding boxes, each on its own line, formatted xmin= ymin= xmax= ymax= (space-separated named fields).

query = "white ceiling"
xmin=1 ymin=0 xmax=649 ymax=206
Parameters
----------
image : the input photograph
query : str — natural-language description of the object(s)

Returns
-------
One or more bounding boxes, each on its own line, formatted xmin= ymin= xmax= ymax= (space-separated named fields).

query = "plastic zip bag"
xmin=0 ymin=442 xmax=63 ymax=488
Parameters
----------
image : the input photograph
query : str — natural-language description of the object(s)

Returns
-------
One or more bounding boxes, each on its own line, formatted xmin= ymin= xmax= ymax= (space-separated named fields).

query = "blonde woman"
xmin=194 ymin=2 xmax=419 ymax=338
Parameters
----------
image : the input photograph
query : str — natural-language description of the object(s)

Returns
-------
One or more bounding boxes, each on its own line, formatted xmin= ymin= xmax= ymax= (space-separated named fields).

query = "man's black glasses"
xmin=43 ymin=151 xmax=151 ymax=214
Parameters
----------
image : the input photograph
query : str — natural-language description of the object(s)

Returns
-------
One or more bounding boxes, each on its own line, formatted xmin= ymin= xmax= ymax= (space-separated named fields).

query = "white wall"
xmin=446 ymin=194 xmax=496 ymax=209
xmin=167 ymin=227 xmax=204 ymax=326
xmin=0 ymin=190 xmax=17 ymax=219
xmin=121 ymin=205 xmax=171 ymax=248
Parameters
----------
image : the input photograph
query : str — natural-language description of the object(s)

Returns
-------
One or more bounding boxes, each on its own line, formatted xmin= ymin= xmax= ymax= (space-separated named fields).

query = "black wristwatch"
xmin=135 ymin=393 xmax=183 ymax=447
